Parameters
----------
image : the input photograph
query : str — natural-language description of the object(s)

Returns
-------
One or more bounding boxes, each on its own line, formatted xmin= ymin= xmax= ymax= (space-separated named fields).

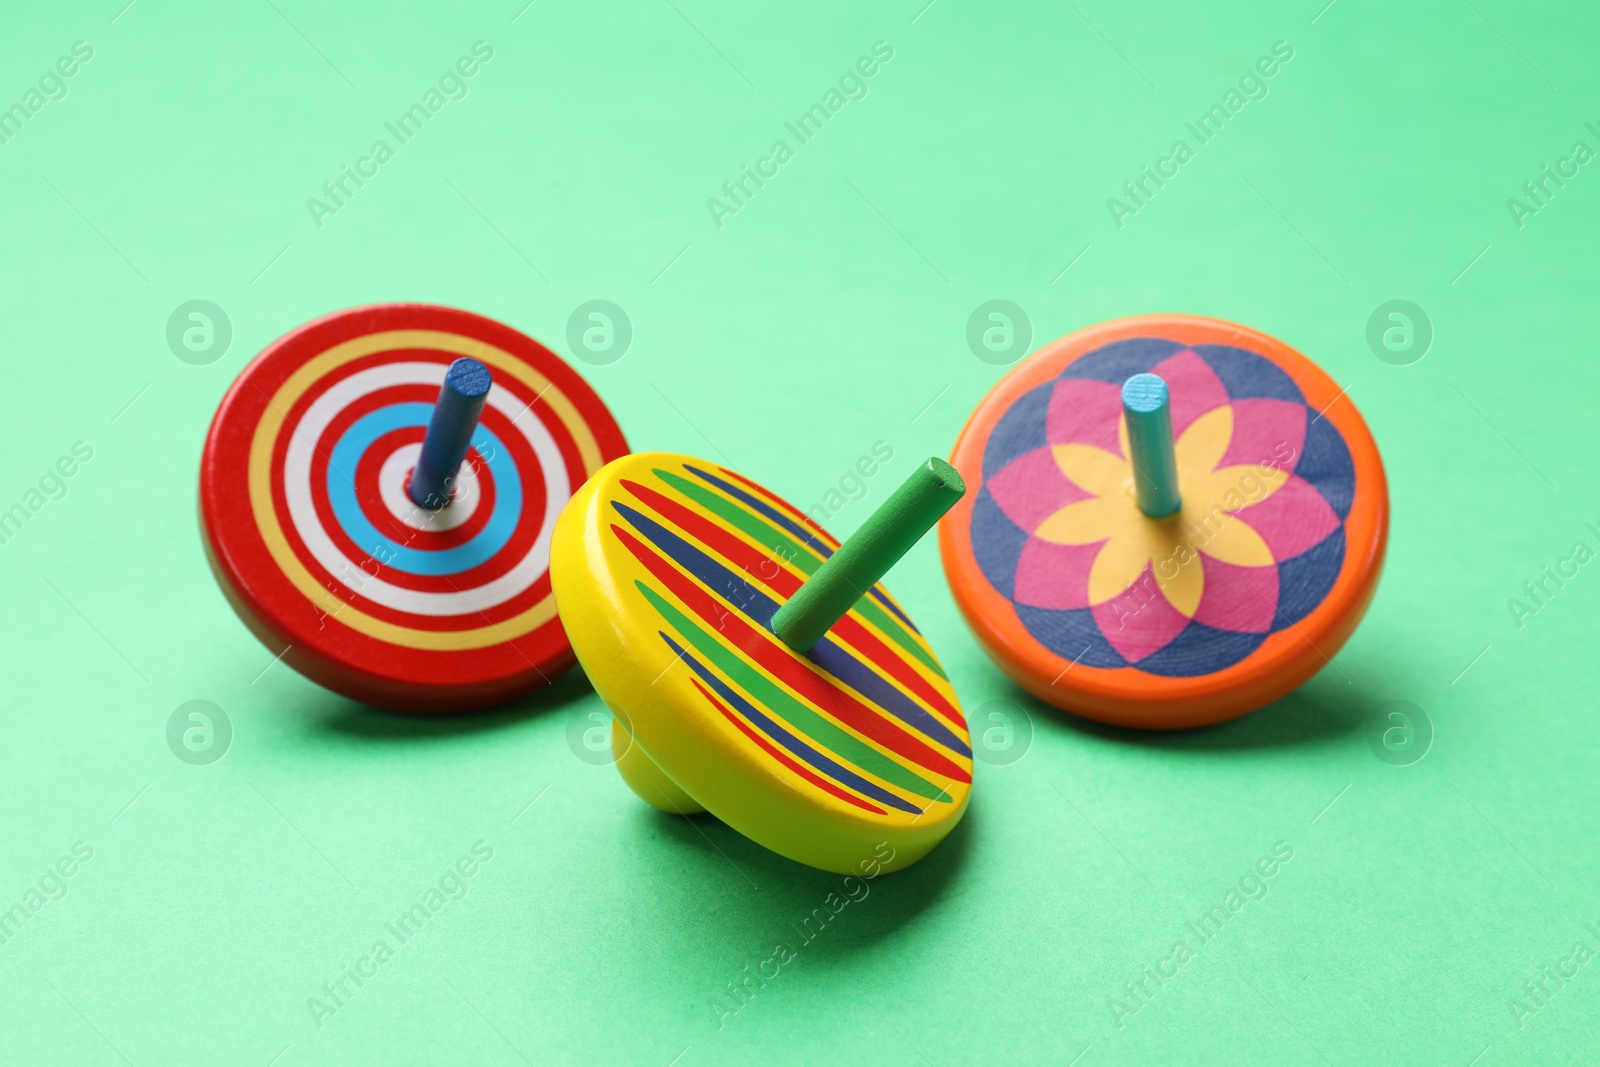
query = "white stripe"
xmin=282 ymin=362 xmax=570 ymax=616
xmin=378 ymin=443 xmax=483 ymax=531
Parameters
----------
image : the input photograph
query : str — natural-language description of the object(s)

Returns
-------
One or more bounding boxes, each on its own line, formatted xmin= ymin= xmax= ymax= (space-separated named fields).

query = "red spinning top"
xmin=200 ymin=303 xmax=628 ymax=712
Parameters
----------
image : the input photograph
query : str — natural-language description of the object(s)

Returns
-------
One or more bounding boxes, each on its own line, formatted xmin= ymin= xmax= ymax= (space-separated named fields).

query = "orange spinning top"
xmin=941 ymin=315 xmax=1388 ymax=729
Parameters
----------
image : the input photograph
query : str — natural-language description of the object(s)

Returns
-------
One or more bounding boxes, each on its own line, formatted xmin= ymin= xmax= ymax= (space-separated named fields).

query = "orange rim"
xmin=940 ymin=315 xmax=1388 ymax=729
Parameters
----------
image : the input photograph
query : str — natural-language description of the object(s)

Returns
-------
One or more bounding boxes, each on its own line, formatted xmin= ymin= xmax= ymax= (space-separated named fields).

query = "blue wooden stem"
xmin=409 ymin=358 xmax=492 ymax=509
xmin=1122 ymin=372 xmax=1181 ymax=518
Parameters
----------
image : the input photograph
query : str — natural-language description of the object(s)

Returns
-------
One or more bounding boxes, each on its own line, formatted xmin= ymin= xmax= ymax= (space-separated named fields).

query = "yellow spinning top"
xmin=550 ymin=452 xmax=971 ymax=874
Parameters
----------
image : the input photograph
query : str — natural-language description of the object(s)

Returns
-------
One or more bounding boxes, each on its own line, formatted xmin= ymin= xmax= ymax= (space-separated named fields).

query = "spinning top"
xmin=941 ymin=315 xmax=1387 ymax=729
xmin=200 ymin=303 xmax=627 ymax=712
xmin=550 ymin=453 xmax=972 ymax=874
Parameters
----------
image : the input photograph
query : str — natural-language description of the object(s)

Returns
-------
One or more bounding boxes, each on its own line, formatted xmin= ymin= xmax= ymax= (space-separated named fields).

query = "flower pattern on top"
xmin=970 ymin=338 xmax=1356 ymax=677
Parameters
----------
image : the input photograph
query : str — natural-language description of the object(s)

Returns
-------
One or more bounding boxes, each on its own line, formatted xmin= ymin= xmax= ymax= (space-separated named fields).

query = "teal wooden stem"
xmin=1122 ymin=373 xmax=1181 ymax=518
xmin=772 ymin=457 xmax=965 ymax=653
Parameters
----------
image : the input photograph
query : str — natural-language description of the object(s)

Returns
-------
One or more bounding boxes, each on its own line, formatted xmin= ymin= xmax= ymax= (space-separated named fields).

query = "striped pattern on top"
xmin=607 ymin=461 xmax=972 ymax=820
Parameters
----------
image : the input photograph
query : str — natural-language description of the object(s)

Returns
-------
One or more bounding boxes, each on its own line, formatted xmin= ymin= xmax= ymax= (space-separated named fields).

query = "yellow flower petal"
xmin=1052 ymin=443 xmax=1128 ymax=499
xmin=1218 ymin=462 xmax=1288 ymax=506
xmin=1088 ymin=531 xmax=1156 ymax=605
xmin=1035 ymin=497 xmax=1125 ymax=546
xmin=1042 ymin=403 xmax=1280 ymax=615
xmin=1182 ymin=462 xmax=1289 ymax=525
xmin=1173 ymin=405 xmax=1232 ymax=479
xmin=1181 ymin=508 xmax=1274 ymax=568
xmin=1151 ymin=540 xmax=1204 ymax=617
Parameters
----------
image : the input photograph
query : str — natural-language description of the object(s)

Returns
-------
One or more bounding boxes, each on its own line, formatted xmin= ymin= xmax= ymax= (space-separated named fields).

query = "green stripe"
xmin=638 ymin=581 xmax=950 ymax=803
xmin=654 ymin=468 xmax=946 ymax=679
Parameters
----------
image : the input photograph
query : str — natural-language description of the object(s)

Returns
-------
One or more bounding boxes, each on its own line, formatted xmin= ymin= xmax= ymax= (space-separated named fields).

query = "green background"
xmin=1 ymin=0 xmax=1595 ymax=1063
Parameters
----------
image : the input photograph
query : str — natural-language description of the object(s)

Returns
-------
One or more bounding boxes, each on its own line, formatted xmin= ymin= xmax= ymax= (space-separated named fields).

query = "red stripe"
xmin=689 ymin=678 xmax=886 ymax=815
xmin=274 ymin=411 xmax=552 ymax=632
xmin=351 ymin=428 xmax=499 ymax=551
xmin=614 ymin=523 xmax=970 ymax=784
xmin=622 ymin=478 xmax=964 ymax=730
xmin=305 ymin=392 xmax=548 ymax=596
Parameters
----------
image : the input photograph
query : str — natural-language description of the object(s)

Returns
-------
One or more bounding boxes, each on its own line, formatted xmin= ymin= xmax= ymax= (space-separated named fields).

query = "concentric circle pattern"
xmin=201 ymin=304 xmax=628 ymax=712
xmin=942 ymin=315 xmax=1387 ymax=729
xmin=973 ymin=337 xmax=1352 ymax=676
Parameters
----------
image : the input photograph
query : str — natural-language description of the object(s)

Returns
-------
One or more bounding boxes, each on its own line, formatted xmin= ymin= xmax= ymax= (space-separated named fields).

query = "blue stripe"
xmin=806 ymin=641 xmax=970 ymax=758
xmin=614 ymin=500 xmax=968 ymax=758
xmin=326 ymin=402 xmax=521 ymax=576
xmin=663 ymin=633 xmax=922 ymax=816
xmin=682 ymin=464 xmax=919 ymax=633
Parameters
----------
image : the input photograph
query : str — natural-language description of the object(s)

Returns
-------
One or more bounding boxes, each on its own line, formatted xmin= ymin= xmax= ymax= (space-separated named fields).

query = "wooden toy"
xmin=941 ymin=315 xmax=1387 ymax=730
xmin=200 ymin=303 xmax=627 ymax=712
xmin=551 ymin=453 xmax=972 ymax=874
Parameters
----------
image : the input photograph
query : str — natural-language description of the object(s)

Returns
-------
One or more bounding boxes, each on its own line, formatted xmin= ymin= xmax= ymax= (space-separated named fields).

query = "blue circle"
xmin=326 ymin=402 xmax=522 ymax=577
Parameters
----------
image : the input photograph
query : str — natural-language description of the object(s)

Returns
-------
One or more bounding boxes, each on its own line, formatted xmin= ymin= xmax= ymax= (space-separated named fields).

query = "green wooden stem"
xmin=771 ymin=457 xmax=965 ymax=653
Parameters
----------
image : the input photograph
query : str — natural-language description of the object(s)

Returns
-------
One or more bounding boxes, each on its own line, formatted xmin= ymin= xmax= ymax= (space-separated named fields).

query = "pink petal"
xmin=987 ymin=447 xmax=1092 ymax=532
xmin=1230 ymin=475 xmax=1340 ymax=560
xmin=1219 ymin=399 xmax=1307 ymax=473
xmin=1193 ymin=554 xmax=1278 ymax=633
xmin=1150 ymin=349 xmax=1230 ymax=438
xmin=1014 ymin=537 xmax=1102 ymax=610
xmin=1046 ymin=378 xmax=1122 ymax=453
xmin=1091 ymin=562 xmax=1190 ymax=662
